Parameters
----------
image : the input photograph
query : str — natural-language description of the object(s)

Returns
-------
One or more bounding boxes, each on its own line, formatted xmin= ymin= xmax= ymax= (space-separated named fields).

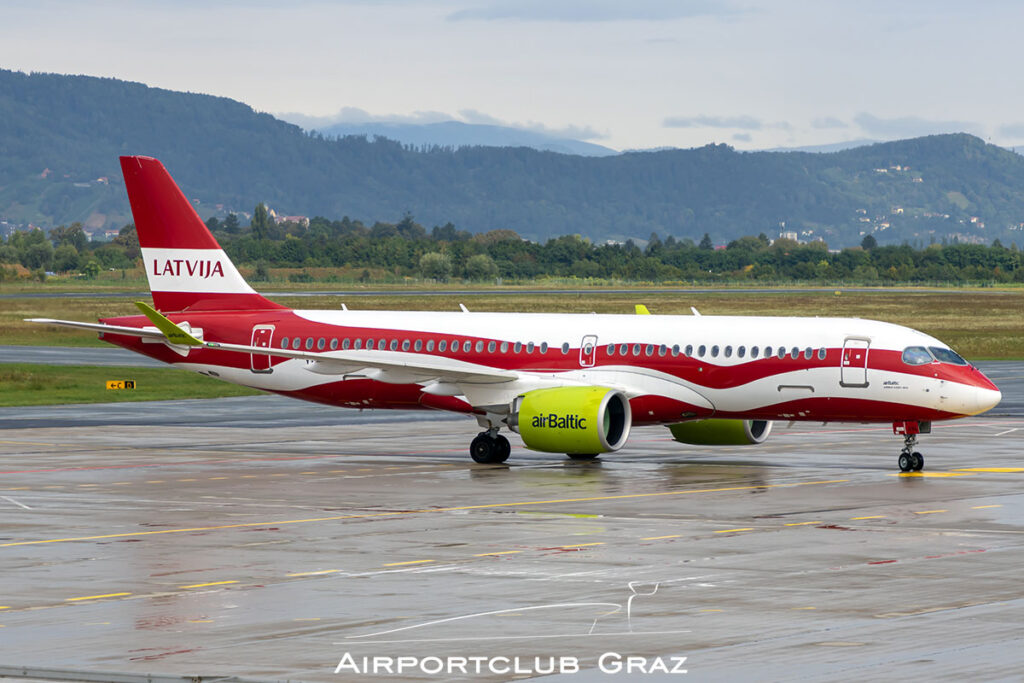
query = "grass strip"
xmin=0 ymin=363 xmax=264 ymax=407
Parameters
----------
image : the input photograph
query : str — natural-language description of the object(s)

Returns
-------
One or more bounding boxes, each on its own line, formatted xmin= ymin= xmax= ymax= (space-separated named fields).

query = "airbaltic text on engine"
xmin=532 ymin=413 xmax=587 ymax=429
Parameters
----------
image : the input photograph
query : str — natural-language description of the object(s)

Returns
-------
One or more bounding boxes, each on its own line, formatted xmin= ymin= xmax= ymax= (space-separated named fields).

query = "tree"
xmin=53 ymin=244 xmax=80 ymax=272
xmin=465 ymin=253 xmax=498 ymax=280
xmin=861 ymin=233 xmax=878 ymax=250
xmin=251 ymin=203 xmax=270 ymax=239
xmin=420 ymin=252 xmax=452 ymax=281
xmin=82 ymin=260 xmax=101 ymax=279
xmin=22 ymin=240 xmax=54 ymax=270
xmin=206 ymin=216 xmax=222 ymax=232
xmin=224 ymin=213 xmax=240 ymax=234
xmin=699 ymin=233 xmax=714 ymax=250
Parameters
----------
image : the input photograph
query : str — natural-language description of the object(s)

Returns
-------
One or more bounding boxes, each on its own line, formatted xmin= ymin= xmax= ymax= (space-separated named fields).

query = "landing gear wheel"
xmin=470 ymin=432 xmax=510 ymax=464
xmin=495 ymin=435 xmax=511 ymax=463
xmin=911 ymin=452 xmax=924 ymax=472
xmin=898 ymin=452 xmax=913 ymax=472
xmin=567 ymin=453 xmax=600 ymax=461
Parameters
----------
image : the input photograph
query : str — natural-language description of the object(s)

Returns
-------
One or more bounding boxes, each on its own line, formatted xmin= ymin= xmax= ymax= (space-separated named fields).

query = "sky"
xmin=4 ymin=0 xmax=1024 ymax=152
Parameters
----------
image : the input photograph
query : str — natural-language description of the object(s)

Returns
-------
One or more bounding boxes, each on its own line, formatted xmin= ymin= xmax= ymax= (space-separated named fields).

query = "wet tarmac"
xmin=1 ymin=409 xmax=1023 ymax=681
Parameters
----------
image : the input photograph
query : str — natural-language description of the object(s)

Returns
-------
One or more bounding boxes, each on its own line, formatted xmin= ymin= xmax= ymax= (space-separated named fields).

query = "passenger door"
xmin=579 ymin=334 xmax=598 ymax=367
xmin=840 ymin=337 xmax=870 ymax=387
xmin=251 ymin=325 xmax=275 ymax=373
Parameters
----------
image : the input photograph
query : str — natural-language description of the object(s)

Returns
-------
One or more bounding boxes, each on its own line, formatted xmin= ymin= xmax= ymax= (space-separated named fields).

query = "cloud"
xmin=732 ymin=133 xmax=752 ymax=142
xmin=853 ymin=112 xmax=981 ymax=138
xmin=664 ymin=114 xmax=764 ymax=130
xmin=277 ymin=107 xmax=607 ymax=140
xmin=448 ymin=0 xmax=737 ymax=22
xmin=997 ymin=122 xmax=1024 ymax=138
xmin=812 ymin=116 xmax=848 ymax=129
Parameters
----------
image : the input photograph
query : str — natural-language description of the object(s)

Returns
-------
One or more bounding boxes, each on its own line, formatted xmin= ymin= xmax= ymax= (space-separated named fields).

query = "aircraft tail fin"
xmin=120 ymin=155 xmax=285 ymax=312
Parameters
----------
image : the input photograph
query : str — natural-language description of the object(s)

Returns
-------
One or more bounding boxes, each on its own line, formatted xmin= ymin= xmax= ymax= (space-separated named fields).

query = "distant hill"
xmin=296 ymin=120 xmax=618 ymax=157
xmin=3 ymin=69 xmax=1024 ymax=247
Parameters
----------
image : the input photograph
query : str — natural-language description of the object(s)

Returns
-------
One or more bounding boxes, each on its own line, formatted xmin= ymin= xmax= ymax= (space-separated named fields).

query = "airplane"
xmin=28 ymin=156 xmax=1002 ymax=472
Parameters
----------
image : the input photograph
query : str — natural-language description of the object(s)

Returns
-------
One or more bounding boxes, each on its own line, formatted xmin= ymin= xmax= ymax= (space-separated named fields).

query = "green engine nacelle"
xmin=668 ymin=419 xmax=773 ymax=446
xmin=509 ymin=386 xmax=632 ymax=455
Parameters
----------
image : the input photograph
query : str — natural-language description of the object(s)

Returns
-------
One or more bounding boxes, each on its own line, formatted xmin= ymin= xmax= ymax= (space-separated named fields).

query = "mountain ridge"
xmin=2 ymin=69 xmax=1023 ymax=247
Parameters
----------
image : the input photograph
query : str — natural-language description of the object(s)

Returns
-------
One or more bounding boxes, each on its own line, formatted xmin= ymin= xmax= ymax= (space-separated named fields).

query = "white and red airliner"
xmin=30 ymin=156 xmax=1001 ymax=470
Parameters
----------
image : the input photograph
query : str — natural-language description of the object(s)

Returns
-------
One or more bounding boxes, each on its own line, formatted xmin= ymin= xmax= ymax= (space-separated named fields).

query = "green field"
xmin=0 ymin=363 xmax=264 ymax=407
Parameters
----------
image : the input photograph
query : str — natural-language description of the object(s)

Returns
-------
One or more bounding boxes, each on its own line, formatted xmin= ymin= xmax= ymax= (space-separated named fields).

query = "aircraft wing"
xmin=27 ymin=307 xmax=518 ymax=385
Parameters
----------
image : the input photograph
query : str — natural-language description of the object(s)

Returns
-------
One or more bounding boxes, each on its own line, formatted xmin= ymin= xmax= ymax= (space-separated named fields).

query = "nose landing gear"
xmin=894 ymin=421 xmax=928 ymax=472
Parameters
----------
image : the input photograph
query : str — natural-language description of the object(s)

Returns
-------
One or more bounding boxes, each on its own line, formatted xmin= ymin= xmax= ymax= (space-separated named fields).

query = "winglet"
xmin=690 ymin=306 xmax=701 ymax=317
xmin=134 ymin=301 xmax=203 ymax=346
xmin=635 ymin=304 xmax=651 ymax=315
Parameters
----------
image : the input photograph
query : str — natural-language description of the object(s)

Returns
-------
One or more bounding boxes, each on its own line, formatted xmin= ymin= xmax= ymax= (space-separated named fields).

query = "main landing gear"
xmin=894 ymin=421 xmax=926 ymax=472
xmin=470 ymin=430 xmax=511 ymax=464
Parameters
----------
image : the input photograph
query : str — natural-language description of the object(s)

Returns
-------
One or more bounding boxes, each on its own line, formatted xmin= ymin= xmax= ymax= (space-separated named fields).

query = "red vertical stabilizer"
xmin=120 ymin=156 xmax=285 ymax=312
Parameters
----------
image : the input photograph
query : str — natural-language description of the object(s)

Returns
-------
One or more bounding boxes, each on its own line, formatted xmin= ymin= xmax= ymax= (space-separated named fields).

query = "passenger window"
xmin=389 ymin=339 xmax=398 ymax=351
xmin=928 ymin=347 xmax=968 ymax=366
xmin=540 ymin=342 xmax=549 ymax=353
xmin=414 ymin=339 xmax=422 ymax=352
xmin=330 ymin=338 xmax=338 ymax=350
xmin=658 ymin=344 xmax=667 ymax=357
xmin=711 ymin=345 xmax=719 ymax=358
xmin=645 ymin=344 xmax=654 ymax=356
xmin=500 ymin=341 xmax=508 ymax=353
xmin=698 ymin=345 xmax=706 ymax=357
xmin=379 ymin=340 xmax=387 ymax=350
xmin=685 ymin=344 xmax=693 ymax=356
xmin=671 ymin=344 xmax=680 ymax=357
xmin=401 ymin=339 xmax=410 ymax=351
xmin=619 ymin=344 xmax=629 ymax=355
xmin=342 ymin=338 xmax=351 ymax=350
xmin=902 ymin=346 xmax=933 ymax=365
xmin=738 ymin=346 xmax=746 ymax=358
xmin=751 ymin=346 xmax=759 ymax=359
xmin=305 ymin=337 xmax=314 ymax=350
xmin=514 ymin=341 xmax=522 ymax=353
xmin=724 ymin=345 xmax=732 ymax=358
xmin=607 ymin=344 xmax=616 ymax=356
xmin=561 ymin=342 xmax=570 ymax=354
xmin=790 ymin=347 xmax=799 ymax=359
xmin=764 ymin=346 xmax=772 ymax=358
xmin=426 ymin=340 xmax=434 ymax=352
xmin=817 ymin=348 xmax=826 ymax=360
xmin=777 ymin=347 xmax=786 ymax=359
xmin=475 ymin=341 xmax=484 ymax=353
xmin=353 ymin=339 xmax=362 ymax=350
xmin=366 ymin=338 xmax=374 ymax=349
xmin=632 ymin=344 xmax=641 ymax=356
xmin=280 ymin=337 xmax=289 ymax=349
xmin=317 ymin=338 xmax=326 ymax=350
xmin=804 ymin=347 xmax=812 ymax=360
xmin=439 ymin=340 xmax=447 ymax=352
xmin=489 ymin=341 xmax=497 ymax=353
xmin=527 ymin=342 xmax=535 ymax=353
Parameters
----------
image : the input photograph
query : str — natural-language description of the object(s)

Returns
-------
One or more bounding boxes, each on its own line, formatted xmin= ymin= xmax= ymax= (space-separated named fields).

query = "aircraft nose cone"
xmin=973 ymin=387 xmax=1002 ymax=415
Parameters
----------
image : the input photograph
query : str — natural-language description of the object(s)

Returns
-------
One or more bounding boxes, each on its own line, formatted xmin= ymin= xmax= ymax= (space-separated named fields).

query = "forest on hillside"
xmin=4 ymin=70 xmax=1024 ymax=247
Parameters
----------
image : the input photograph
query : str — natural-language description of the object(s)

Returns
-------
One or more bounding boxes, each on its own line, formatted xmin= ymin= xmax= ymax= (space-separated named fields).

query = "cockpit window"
xmin=929 ymin=346 xmax=968 ymax=366
xmin=901 ymin=346 xmax=933 ymax=365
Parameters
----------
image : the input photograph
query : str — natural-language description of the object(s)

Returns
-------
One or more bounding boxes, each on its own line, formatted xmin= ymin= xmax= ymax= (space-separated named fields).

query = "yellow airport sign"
xmin=106 ymin=380 xmax=136 ymax=390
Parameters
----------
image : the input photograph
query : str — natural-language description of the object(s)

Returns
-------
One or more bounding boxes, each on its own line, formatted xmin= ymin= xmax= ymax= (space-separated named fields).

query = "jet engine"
xmin=508 ymin=386 xmax=631 ymax=455
xmin=668 ymin=419 xmax=773 ymax=445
